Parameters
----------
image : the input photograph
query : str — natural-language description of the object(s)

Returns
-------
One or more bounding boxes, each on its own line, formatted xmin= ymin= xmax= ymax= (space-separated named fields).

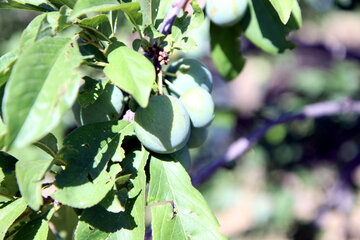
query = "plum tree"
xmin=167 ymin=58 xmax=213 ymax=94
xmin=180 ymin=87 xmax=215 ymax=128
xmin=206 ymin=0 xmax=248 ymax=26
xmin=134 ymin=95 xmax=191 ymax=154
xmin=73 ymin=83 xmax=124 ymax=125
xmin=187 ymin=126 xmax=208 ymax=148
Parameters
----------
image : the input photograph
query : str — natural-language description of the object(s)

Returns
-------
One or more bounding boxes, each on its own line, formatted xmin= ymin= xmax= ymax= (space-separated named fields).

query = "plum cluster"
xmin=134 ymin=58 xmax=214 ymax=168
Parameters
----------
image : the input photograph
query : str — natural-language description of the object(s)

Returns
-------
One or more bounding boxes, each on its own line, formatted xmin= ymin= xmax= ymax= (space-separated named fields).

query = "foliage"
xmin=0 ymin=0 xmax=302 ymax=239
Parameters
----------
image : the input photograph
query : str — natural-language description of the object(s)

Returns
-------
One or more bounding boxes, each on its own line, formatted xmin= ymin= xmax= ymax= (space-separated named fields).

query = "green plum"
xmin=180 ymin=87 xmax=215 ymax=128
xmin=187 ymin=126 xmax=208 ymax=148
xmin=167 ymin=58 xmax=213 ymax=94
xmin=134 ymin=95 xmax=191 ymax=154
xmin=73 ymin=83 xmax=124 ymax=125
xmin=206 ymin=0 xmax=248 ymax=26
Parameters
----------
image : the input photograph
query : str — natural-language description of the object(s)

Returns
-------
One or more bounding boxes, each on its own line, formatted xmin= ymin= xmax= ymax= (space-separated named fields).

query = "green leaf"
xmin=77 ymin=77 xmax=107 ymax=107
xmin=0 ymin=198 xmax=27 ymax=239
xmin=3 ymin=37 xmax=83 ymax=149
xmin=52 ymin=121 xmax=135 ymax=209
xmin=0 ymin=0 xmax=53 ymax=11
xmin=16 ymin=157 xmax=53 ymax=210
xmin=108 ymin=146 xmax=149 ymax=239
xmin=210 ymin=23 xmax=245 ymax=81
xmin=138 ymin=0 xmax=160 ymax=26
xmin=144 ymin=24 xmax=164 ymax=39
xmin=79 ymin=14 xmax=110 ymax=29
xmin=13 ymin=218 xmax=49 ymax=240
xmin=71 ymin=0 xmax=140 ymax=20
xmin=33 ymin=133 xmax=58 ymax=158
xmin=18 ymin=12 xmax=60 ymax=53
xmin=75 ymin=146 xmax=149 ymax=239
xmin=104 ymin=46 xmax=155 ymax=108
xmin=0 ymin=152 xmax=18 ymax=199
xmin=148 ymin=155 xmax=226 ymax=240
xmin=0 ymin=50 xmax=17 ymax=88
xmin=286 ymin=1 xmax=302 ymax=30
xmin=268 ymin=0 xmax=295 ymax=24
xmin=241 ymin=0 xmax=295 ymax=54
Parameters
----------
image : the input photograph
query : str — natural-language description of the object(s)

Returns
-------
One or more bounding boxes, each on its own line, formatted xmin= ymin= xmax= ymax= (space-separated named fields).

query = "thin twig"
xmin=158 ymin=0 xmax=188 ymax=35
xmin=191 ymin=99 xmax=360 ymax=187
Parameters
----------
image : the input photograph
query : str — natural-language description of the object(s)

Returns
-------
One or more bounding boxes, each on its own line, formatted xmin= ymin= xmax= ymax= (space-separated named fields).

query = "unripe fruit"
xmin=73 ymin=83 xmax=124 ymax=125
xmin=180 ymin=87 xmax=215 ymax=128
xmin=187 ymin=126 xmax=208 ymax=148
xmin=167 ymin=58 xmax=213 ymax=94
xmin=134 ymin=95 xmax=191 ymax=154
xmin=206 ymin=0 xmax=248 ymax=26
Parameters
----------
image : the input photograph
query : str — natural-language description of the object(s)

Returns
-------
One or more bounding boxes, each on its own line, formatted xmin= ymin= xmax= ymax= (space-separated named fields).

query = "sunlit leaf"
xmin=104 ymin=46 xmax=155 ymax=108
xmin=0 ymin=198 xmax=27 ymax=239
xmin=3 ymin=37 xmax=83 ymax=149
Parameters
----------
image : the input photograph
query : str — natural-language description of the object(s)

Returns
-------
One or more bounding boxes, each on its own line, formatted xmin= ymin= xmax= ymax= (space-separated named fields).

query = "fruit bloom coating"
xmin=180 ymin=87 xmax=215 ymax=128
xmin=134 ymin=95 xmax=191 ymax=154
xmin=167 ymin=58 xmax=213 ymax=94
xmin=187 ymin=126 xmax=208 ymax=148
xmin=73 ymin=83 xmax=124 ymax=125
xmin=206 ymin=0 xmax=248 ymax=26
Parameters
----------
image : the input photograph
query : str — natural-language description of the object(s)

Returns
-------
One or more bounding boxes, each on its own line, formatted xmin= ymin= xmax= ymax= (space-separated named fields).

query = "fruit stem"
xmin=164 ymin=79 xmax=184 ymax=96
xmin=158 ymin=71 xmax=163 ymax=95
xmin=164 ymin=71 xmax=177 ymax=77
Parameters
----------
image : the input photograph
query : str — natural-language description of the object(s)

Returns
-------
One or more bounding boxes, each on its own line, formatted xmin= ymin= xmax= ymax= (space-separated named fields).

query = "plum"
xmin=167 ymin=58 xmax=213 ymax=94
xmin=73 ymin=83 xmax=124 ymax=125
xmin=180 ymin=87 xmax=215 ymax=128
xmin=206 ymin=0 xmax=248 ymax=26
xmin=187 ymin=126 xmax=208 ymax=148
xmin=134 ymin=95 xmax=191 ymax=154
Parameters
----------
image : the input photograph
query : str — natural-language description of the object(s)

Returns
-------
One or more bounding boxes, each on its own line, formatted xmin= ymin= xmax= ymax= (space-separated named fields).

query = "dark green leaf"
xmin=241 ymin=0 xmax=295 ymax=54
xmin=144 ymin=24 xmax=164 ymax=39
xmin=71 ymin=1 xmax=140 ymax=20
xmin=104 ymin=46 xmax=155 ymax=108
xmin=148 ymin=155 xmax=225 ymax=240
xmin=3 ymin=37 xmax=83 ymax=149
xmin=77 ymin=77 xmax=106 ymax=107
xmin=0 ymin=152 xmax=18 ymax=199
xmin=16 ymin=157 xmax=53 ymax=210
xmin=52 ymin=121 xmax=135 ymax=209
xmin=286 ymin=1 xmax=302 ymax=31
xmin=0 ymin=198 xmax=27 ymax=239
xmin=269 ymin=0 xmax=296 ymax=24
xmin=33 ymin=133 xmax=58 ymax=158
xmin=74 ymin=147 xmax=148 ymax=239
xmin=79 ymin=14 xmax=109 ymax=29
xmin=210 ymin=23 xmax=245 ymax=81
xmin=13 ymin=218 xmax=49 ymax=240
xmin=0 ymin=50 xmax=17 ymax=88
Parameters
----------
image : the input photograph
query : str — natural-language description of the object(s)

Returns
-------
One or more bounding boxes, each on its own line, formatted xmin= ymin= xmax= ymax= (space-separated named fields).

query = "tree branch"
xmin=158 ymin=0 xmax=188 ymax=35
xmin=191 ymin=99 xmax=360 ymax=187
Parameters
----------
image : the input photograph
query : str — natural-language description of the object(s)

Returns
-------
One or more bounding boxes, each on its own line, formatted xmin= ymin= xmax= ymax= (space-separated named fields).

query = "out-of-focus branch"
xmin=191 ymin=99 xmax=360 ymax=187
xmin=158 ymin=0 xmax=188 ymax=35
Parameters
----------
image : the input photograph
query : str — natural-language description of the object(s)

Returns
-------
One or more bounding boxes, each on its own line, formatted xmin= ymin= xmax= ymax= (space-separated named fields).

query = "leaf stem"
xmin=158 ymin=71 xmax=163 ymax=95
xmin=164 ymin=79 xmax=183 ymax=96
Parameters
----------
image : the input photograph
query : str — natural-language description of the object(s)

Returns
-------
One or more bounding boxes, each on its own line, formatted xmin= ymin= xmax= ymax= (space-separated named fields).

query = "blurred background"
xmin=2 ymin=0 xmax=360 ymax=239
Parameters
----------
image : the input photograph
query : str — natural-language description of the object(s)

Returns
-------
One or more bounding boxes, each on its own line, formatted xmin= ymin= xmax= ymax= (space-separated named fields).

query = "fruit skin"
xmin=167 ymin=58 xmax=213 ymax=94
xmin=134 ymin=95 xmax=191 ymax=154
xmin=73 ymin=83 xmax=124 ymax=125
xmin=206 ymin=0 xmax=248 ymax=26
xmin=187 ymin=126 xmax=208 ymax=148
xmin=180 ymin=87 xmax=215 ymax=128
